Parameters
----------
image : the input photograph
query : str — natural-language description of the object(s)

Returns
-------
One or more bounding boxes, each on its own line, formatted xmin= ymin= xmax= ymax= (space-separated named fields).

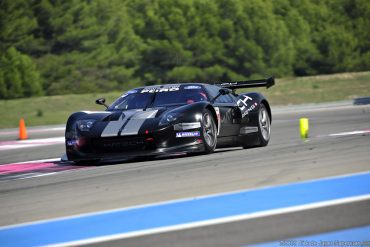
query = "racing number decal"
xmin=237 ymin=95 xmax=253 ymax=118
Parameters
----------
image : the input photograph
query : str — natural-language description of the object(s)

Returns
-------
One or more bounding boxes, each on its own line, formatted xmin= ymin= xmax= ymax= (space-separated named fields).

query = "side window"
xmin=205 ymin=85 xmax=234 ymax=104
xmin=227 ymin=94 xmax=237 ymax=102
xmin=205 ymin=85 xmax=220 ymax=99
xmin=216 ymin=95 xmax=233 ymax=103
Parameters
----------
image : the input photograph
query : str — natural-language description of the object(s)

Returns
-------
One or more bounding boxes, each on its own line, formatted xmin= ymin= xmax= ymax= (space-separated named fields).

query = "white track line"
xmin=329 ymin=130 xmax=370 ymax=137
xmin=0 ymin=158 xmax=61 ymax=166
xmin=52 ymin=195 xmax=370 ymax=247
xmin=3 ymin=170 xmax=370 ymax=231
xmin=0 ymin=172 xmax=58 ymax=181
xmin=0 ymin=137 xmax=64 ymax=151
xmin=15 ymin=158 xmax=61 ymax=164
xmin=0 ymin=127 xmax=65 ymax=136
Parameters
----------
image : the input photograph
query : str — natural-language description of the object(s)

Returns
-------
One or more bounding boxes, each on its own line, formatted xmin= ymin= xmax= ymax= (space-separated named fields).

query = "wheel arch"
xmin=261 ymin=99 xmax=272 ymax=123
xmin=205 ymin=105 xmax=218 ymax=130
xmin=66 ymin=112 xmax=88 ymax=132
xmin=239 ymin=92 xmax=272 ymax=123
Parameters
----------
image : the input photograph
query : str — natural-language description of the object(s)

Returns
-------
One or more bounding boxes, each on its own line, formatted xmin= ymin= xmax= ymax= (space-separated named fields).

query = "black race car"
xmin=64 ymin=78 xmax=274 ymax=163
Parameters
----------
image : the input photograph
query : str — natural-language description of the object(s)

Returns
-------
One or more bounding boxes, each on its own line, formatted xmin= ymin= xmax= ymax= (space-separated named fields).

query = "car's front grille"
xmin=92 ymin=137 xmax=153 ymax=153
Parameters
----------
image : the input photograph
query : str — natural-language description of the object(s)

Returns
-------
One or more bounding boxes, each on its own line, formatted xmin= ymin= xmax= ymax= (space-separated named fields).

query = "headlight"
xmin=76 ymin=119 xmax=96 ymax=131
xmin=159 ymin=112 xmax=182 ymax=126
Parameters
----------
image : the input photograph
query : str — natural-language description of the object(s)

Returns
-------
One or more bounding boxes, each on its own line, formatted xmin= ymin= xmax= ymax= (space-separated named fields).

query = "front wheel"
xmin=202 ymin=109 xmax=217 ymax=154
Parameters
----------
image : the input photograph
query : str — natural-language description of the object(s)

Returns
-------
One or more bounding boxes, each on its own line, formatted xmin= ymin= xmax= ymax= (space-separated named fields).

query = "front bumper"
xmin=66 ymin=125 xmax=204 ymax=161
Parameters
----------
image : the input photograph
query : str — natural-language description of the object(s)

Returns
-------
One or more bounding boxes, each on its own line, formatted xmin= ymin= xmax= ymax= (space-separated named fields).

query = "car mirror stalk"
xmin=96 ymin=98 xmax=109 ymax=109
xmin=211 ymin=88 xmax=230 ymax=103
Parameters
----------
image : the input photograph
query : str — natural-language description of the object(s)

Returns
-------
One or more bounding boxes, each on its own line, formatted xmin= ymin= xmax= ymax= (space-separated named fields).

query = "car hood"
xmin=79 ymin=105 xmax=187 ymax=122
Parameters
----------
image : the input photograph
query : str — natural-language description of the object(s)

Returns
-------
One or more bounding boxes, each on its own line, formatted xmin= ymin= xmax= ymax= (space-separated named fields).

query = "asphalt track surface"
xmin=0 ymin=101 xmax=369 ymax=246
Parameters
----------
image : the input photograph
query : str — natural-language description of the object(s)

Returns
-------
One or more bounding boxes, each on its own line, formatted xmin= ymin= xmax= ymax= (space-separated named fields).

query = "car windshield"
xmin=108 ymin=85 xmax=208 ymax=111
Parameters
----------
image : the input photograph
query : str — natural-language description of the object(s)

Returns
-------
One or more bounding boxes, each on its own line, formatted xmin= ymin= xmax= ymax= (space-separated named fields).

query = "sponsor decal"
xmin=220 ymin=82 xmax=237 ymax=87
xmin=236 ymin=95 xmax=257 ymax=118
xmin=176 ymin=131 xmax=201 ymax=138
xmin=120 ymin=89 xmax=137 ymax=98
xmin=246 ymin=102 xmax=258 ymax=113
xmin=66 ymin=140 xmax=77 ymax=146
xmin=184 ymin=85 xmax=202 ymax=90
xmin=174 ymin=122 xmax=201 ymax=131
xmin=127 ymin=90 xmax=138 ymax=94
xmin=141 ymin=85 xmax=180 ymax=93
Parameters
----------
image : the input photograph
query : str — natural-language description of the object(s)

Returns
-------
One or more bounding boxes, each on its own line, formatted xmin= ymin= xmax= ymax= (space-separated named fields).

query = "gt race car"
xmin=64 ymin=78 xmax=274 ymax=163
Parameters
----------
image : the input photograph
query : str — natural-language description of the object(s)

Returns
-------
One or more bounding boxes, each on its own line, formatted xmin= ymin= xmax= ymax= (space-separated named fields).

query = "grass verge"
xmin=253 ymin=71 xmax=370 ymax=105
xmin=1 ymin=71 xmax=369 ymax=129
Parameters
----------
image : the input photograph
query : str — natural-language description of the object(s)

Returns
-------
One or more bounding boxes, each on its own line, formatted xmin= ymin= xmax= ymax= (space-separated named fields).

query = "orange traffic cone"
xmin=19 ymin=118 xmax=28 ymax=140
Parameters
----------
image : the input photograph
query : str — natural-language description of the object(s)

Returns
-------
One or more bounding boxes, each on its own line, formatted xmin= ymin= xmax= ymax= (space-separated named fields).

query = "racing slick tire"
xmin=243 ymin=103 xmax=271 ymax=148
xmin=202 ymin=109 xmax=218 ymax=154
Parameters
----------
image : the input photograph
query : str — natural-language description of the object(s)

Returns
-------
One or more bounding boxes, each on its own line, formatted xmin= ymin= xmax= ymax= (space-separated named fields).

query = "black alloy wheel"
xmin=202 ymin=109 xmax=217 ymax=153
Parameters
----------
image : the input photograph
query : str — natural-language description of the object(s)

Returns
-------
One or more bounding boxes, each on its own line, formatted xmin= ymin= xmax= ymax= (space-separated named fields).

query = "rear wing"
xmin=215 ymin=77 xmax=275 ymax=90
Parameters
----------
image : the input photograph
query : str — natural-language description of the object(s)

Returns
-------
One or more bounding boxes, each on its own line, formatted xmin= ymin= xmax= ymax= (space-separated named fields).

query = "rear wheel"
xmin=243 ymin=103 xmax=271 ymax=148
xmin=202 ymin=109 xmax=217 ymax=154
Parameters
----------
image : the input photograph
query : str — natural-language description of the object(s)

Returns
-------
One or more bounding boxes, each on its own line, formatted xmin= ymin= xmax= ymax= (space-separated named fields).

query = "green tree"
xmin=0 ymin=70 xmax=7 ymax=97
xmin=36 ymin=0 xmax=143 ymax=94
xmin=0 ymin=0 xmax=38 ymax=54
xmin=0 ymin=47 xmax=43 ymax=99
xmin=1 ymin=0 xmax=370 ymax=98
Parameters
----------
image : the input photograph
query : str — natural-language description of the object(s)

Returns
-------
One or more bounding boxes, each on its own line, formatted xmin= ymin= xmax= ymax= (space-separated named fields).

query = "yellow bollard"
xmin=299 ymin=118 xmax=309 ymax=139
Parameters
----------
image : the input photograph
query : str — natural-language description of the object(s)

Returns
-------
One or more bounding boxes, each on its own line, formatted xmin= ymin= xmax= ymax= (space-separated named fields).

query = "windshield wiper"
xmin=143 ymin=92 xmax=157 ymax=111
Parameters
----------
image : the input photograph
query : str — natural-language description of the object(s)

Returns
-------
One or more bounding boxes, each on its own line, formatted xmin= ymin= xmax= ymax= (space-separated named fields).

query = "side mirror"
xmin=219 ymin=88 xmax=230 ymax=95
xmin=96 ymin=98 xmax=108 ymax=109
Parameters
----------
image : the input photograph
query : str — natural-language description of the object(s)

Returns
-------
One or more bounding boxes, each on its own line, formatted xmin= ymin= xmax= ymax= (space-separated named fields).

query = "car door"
xmin=205 ymin=85 xmax=241 ymax=137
